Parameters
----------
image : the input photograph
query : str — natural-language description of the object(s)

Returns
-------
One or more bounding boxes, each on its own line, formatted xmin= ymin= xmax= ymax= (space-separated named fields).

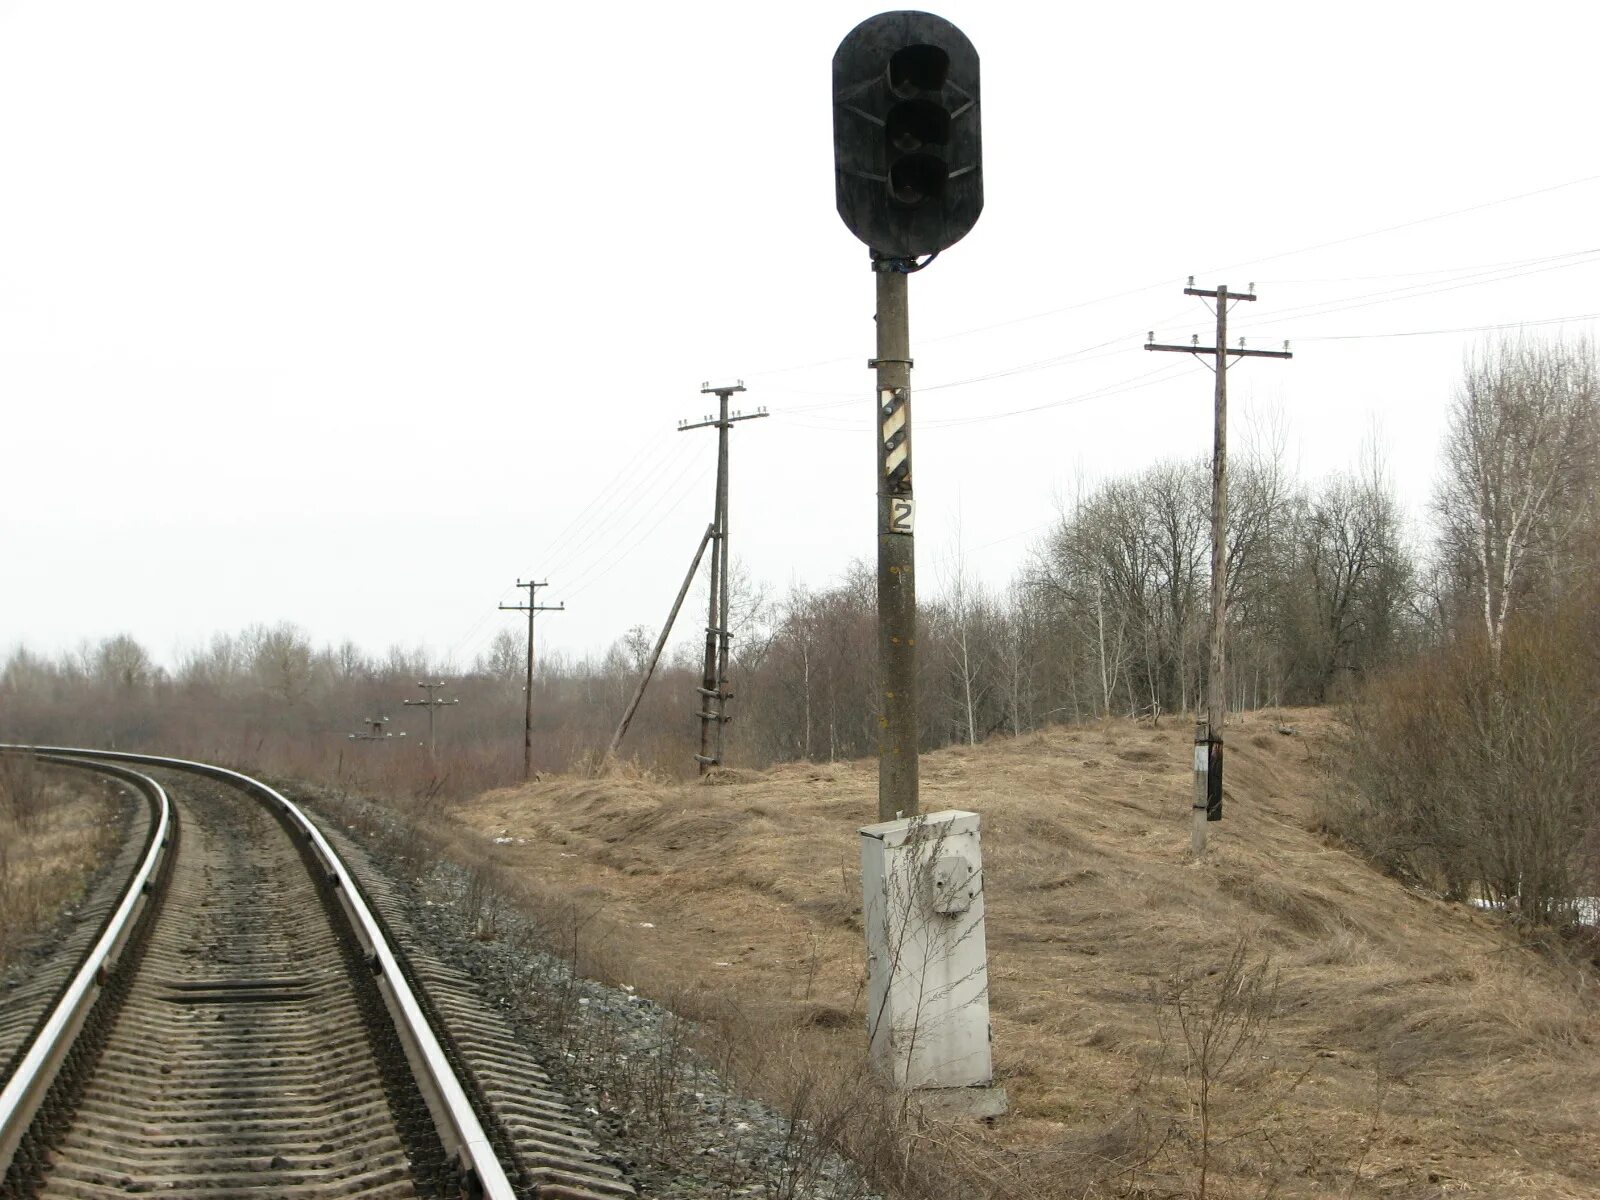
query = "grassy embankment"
xmin=0 ymin=756 xmax=120 ymax=975
xmin=376 ymin=709 xmax=1600 ymax=1199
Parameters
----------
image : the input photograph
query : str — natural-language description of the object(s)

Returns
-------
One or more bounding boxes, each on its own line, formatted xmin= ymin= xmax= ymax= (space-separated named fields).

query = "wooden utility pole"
xmin=607 ymin=523 xmax=716 ymax=760
xmin=500 ymin=580 xmax=562 ymax=780
xmin=678 ymin=383 xmax=766 ymax=773
xmin=1146 ymin=281 xmax=1291 ymax=854
xmin=873 ymin=255 xmax=918 ymax=822
xmin=403 ymin=679 xmax=459 ymax=761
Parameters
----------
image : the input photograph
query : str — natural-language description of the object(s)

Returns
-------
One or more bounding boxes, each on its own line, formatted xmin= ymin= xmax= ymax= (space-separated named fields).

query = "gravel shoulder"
xmin=297 ymin=783 xmax=881 ymax=1200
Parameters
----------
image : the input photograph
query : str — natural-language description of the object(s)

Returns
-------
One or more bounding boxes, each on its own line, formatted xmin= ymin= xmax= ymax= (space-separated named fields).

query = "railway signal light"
xmin=832 ymin=10 xmax=982 ymax=260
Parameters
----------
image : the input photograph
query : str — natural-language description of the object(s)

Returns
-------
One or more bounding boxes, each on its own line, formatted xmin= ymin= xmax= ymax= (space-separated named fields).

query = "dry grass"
xmin=407 ymin=709 xmax=1599 ymax=1198
xmin=0 ymin=757 xmax=121 ymax=973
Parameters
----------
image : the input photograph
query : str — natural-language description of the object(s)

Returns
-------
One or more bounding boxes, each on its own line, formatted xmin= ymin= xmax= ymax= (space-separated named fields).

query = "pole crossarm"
xmin=1183 ymin=286 xmax=1255 ymax=301
xmin=677 ymin=412 xmax=769 ymax=432
xmin=403 ymin=680 xmax=460 ymax=709
xmin=1145 ymin=343 xmax=1293 ymax=359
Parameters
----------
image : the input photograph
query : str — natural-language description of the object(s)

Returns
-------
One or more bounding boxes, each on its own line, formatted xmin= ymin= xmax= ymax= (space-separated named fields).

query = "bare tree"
xmin=1435 ymin=337 xmax=1599 ymax=661
xmin=937 ymin=524 xmax=991 ymax=747
xmin=475 ymin=628 xmax=523 ymax=682
xmin=1280 ymin=458 xmax=1411 ymax=702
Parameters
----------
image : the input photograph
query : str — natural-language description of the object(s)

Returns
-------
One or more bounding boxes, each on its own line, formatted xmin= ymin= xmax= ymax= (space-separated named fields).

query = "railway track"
xmin=0 ymin=749 xmax=633 ymax=1200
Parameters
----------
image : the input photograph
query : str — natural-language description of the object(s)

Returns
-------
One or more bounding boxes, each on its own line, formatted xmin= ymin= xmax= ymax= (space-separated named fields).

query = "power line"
xmin=770 ymin=360 xmax=1196 ymax=433
xmin=560 ymin=463 xmax=715 ymax=603
xmin=541 ymin=438 xmax=698 ymax=577
xmin=1292 ymin=311 xmax=1600 ymax=342
xmin=559 ymin=453 xmax=714 ymax=599
xmin=439 ymin=441 xmax=695 ymax=666
xmin=1198 ymin=170 xmax=1600 ymax=278
xmin=774 ymin=311 xmax=1194 ymax=415
xmin=435 ymin=180 xmax=1600 ymax=671
xmin=773 ymin=248 xmax=1595 ymax=415
xmin=742 ymin=172 xmax=1600 ymax=386
xmin=1256 ymin=247 xmax=1600 ymax=284
xmin=1223 ymin=249 xmax=1600 ymax=331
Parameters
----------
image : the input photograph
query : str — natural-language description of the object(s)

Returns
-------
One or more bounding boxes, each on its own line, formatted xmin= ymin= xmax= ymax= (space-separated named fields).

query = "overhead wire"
xmin=531 ymin=429 xmax=664 ymax=566
xmin=1256 ymin=247 xmax=1600 ymax=284
xmin=562 ymin=463 xmax=717 ymax=605
xmin=920 ymin=361 xmax=1198 ymax=428
xmin=540 ymin=436 xmax=696 ymax=577
xmin=1198 ymin=170 xmax=1600 ymax=278
xmin=1290 ymin=311 xmax=1600 ymax=342
xmin=442 ymin=169 xmax=1600 ymax=660
xmin=438 ymin=431 xmax=691 ymax=668
xmin=744 ymin=171 xmax=1600 ymax=386
xmin=1224 ymin=254 xmax=1600 ymax=344
xmin=770 ymin=359 xmax=1199 ymax=434
xmin=776 ymin=308 xmax=1196 ymax=418
xmin=559 ymin=445 xmax=713 ymax=600
xmin=1229 ymin=249 xmax=1600 ymax=328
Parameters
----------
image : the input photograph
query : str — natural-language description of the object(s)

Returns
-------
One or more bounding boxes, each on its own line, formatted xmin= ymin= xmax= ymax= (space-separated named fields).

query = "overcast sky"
xmin=5 ymin=1 xmax=1600 ymax=672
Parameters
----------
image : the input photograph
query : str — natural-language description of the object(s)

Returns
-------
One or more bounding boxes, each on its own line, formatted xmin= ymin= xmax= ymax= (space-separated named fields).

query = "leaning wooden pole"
xmin=608 ymin=524 xmax=716 ymax=759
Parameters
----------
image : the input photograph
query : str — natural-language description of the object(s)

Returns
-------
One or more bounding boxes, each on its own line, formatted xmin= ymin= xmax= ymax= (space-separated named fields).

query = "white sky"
xmin=5 ymin=1 xmax=1600 ymax=671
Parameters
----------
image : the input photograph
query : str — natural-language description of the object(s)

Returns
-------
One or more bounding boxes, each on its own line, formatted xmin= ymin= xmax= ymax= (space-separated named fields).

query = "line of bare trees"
xmin=733 ymin=441 xmax=1416 ymax=767
xmin=1 ymin=435 xmax=1420 ymax=787
xmin=5 ymin=336 xmax=1598 ymax=928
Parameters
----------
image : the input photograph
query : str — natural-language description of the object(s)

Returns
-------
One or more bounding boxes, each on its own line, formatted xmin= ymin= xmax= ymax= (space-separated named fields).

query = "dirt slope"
xmin=447 ymin=709 xmax=1600 ymax=1199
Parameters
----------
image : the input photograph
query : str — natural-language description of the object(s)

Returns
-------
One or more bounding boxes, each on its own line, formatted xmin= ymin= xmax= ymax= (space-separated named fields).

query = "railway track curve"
xmin=0 ymin=748 xmax=630 ymax=1200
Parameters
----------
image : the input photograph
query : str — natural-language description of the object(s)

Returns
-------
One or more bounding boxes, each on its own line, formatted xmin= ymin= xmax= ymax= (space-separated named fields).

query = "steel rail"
xmin=0 ymin=757 xmax=170 ymax=1179
xmin=1 ymin=745 xmax=516 ymax=1200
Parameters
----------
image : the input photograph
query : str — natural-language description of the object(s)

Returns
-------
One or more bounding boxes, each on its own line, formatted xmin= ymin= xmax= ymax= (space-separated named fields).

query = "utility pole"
xmin=678 ymin=382 xmax=766 ymax=774
xmin=1146 ymin=281 xmax=1291 ymax=855
xmin=500 ymin=580 xmax=563 ymax=781
xmin=349 ymin=716 xmax=403 ymax=742
xmin=403 ymin=679 xmax=459 ymax=761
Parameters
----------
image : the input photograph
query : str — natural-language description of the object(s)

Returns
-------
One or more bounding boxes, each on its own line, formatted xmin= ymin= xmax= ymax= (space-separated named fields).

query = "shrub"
xmin=1333 ymin=607 xmax=1600 ymax=926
